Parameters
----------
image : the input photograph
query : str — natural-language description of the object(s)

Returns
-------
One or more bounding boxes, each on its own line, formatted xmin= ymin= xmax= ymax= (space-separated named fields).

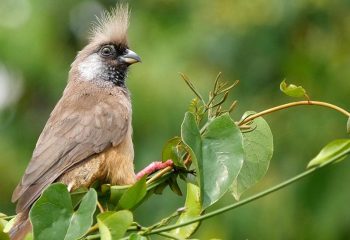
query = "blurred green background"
xmin=0 ymin=0 xmax=349 ymax=239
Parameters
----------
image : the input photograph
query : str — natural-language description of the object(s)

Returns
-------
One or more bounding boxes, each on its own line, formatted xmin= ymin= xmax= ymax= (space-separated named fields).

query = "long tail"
xmin=9 ymin=212 xmax=32 ymax=240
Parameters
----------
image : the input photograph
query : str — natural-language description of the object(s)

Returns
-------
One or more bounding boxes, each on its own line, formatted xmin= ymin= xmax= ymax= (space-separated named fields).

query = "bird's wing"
xmin=12 ymin=92 xmax=130 ymax=212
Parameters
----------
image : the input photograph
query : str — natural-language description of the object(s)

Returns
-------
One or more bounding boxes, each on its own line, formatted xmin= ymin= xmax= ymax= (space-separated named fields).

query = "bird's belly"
xmin=102 ymin=134 xmax=135 ymax=185
xmin=58 ymin=135 xmax=135 ymax=191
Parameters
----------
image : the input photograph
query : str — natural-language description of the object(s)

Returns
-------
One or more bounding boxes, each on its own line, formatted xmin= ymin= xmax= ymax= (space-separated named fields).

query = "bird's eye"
xmin=100 ymin=46 xmax=114 ymax=56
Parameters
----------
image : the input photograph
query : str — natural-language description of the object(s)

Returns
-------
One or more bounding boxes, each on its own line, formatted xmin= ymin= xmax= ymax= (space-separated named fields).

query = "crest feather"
xmin=89 ymin=4 xmax=130 ymax=45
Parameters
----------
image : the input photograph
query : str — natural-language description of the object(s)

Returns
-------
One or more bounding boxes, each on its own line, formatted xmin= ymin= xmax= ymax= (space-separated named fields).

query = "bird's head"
xmin=70 ymin=4 xmax=140 ymax=88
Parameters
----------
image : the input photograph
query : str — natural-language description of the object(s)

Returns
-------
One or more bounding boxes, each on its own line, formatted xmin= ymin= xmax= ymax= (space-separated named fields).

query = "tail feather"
xmin=9 ymin=213 xmax=32 ymax=240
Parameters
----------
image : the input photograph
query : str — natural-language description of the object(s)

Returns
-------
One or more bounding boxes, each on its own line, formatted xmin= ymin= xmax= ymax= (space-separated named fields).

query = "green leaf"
xmin=280 ymin=80 xmax=307 ymax=98
xmin=201 ymin=114 xmax=244 ymax=208
xmin=171 ymin=183 xmax=202 ymax=238
xmin=181 ymin=112 xmax=202 ymax=187
xmin=0 ymin=214 xmax=9 ymax=240
xmin=97 ymin=210 xmax=133 ymax=240
xmin=232 ymin=111 xmax=274 ymax=200
xmin=2 ymin=217 xmax=14 ymax=234
xmin=117 ymin=177 xmax=147 ymax=210
xmin=181 ymin=112 xmax=244 ymax=209
xmin=70 ymin=187 xmax=88 ymax=209
xmin=109 ymin=185 xmax=128 ymax=206
xmin=162 ymin=137 xmax=184 ymax=167
xmin=347 ymin=117 xmax=350 ymax=134
xmin=153 ymin=181 xmax=168 ymax=195
xmin=168 ymin=176 xmax=183 ymax=196
xmin=0 ymin=214 xmax=8 ymax=229
xmin=30 ymin=183 xmax=97 ymax=240
xmin=65 ymin=188 xmax=97 ymax=239
xmin=307 ymin=139 xmax=350 ymax=168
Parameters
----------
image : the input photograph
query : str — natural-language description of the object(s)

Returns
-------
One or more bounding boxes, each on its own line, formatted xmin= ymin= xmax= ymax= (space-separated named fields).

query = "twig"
xmin=217 ymin=80 xmax=239 ymax=94
xmin=213 ymin=72 xmax=222 ymax=92
xmin=210 ymin=91 xmax=229 ymax=109
xmin=180 ymin=73 xmax=206 ymax=105
xmin=97 ymin=200 xmax=105 ymax=213
xmin=145 ymin=210 xmax=182 ymax=232
xmin=146 ymin=173 xmax=172 ymax=191
xmin=228 ymin=100 xmax=238 ymax=113
xmin=239 ymin=100 xmax=350 ymax=126
xmin=85 ymin=223 xmax=99 ymax=236
xmin=144 ymin=151 xmax=347 ymax=235
xmin=85 ymin=234 xmax=100 ymax=240
xmin=146 ymin=166 xmax=173 ymax=185
xmin=157 ymin=231 xmax=184 ymax=239
xmin=0 ymin=215 xmax=16 ymax=220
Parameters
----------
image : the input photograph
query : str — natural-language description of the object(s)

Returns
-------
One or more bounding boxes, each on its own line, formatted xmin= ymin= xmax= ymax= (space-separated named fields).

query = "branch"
xmin=180 ymin=73 xmax=206 ymax=105
xmin=239 ymin=100 xmax=350 ymax=126
xmin=145 ymin=151 xmax=347 ymax=235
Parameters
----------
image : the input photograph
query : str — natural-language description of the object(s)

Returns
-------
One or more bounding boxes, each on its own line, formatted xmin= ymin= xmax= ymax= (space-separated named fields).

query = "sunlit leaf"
xmin=30 ymin=183 xmax=97 ymax=240
xmin=117 ymin=177 xmax=147 ymax=210
xmin=280 ymin=80 xmax=307 ymax=98
xmin=2 ymin=217 xmax=14 ymax=234
xmin=171 ymin=183 xmax=202 ymax=238
xmin=0 ymin=214 xmax=7 ymax=229
xmin=232 ymin=111 xmax=273 ymax=200
xmin=307 ymin=139 xmax=350 ymax=168
xmin=0 ymin=213 xmax=9 ymax=240
xmin=162 ymin=137 xmax=184 ymax=167
xmin=347 ymin=117 xmax=350 ymax=134
xmin=181 ymin=112 xmax=244 ymax=209
xmin=97 ymin=210 xmax=133 ymax=240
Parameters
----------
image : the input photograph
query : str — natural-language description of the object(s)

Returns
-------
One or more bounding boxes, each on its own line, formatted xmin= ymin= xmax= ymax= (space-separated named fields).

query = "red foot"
xmin=136 ymin=160 xmax=173 ymax=180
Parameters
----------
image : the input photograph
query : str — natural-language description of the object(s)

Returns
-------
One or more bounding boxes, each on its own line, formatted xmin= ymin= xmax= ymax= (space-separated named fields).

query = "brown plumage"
xmin=10 ymin=4 xmax=140 ymax=240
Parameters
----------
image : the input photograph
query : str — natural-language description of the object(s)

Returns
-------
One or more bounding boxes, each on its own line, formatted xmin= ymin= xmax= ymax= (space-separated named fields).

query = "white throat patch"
xmin=78 ymin=54 xmax=103 ymax=81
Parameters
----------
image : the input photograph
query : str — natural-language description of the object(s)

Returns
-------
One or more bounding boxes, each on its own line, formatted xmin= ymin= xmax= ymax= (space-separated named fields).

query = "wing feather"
xmin=12 ymin=89 xmax=131 ymax=212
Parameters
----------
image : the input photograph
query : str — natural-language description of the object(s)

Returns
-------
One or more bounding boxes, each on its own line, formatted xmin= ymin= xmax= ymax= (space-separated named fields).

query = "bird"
xmin=9 ymin=4 xmax=141 ymax=240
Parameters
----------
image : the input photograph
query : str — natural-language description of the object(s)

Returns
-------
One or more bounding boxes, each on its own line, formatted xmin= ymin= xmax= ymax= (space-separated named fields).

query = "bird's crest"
xmin=89 ymin=4 xmax=130 ymax=45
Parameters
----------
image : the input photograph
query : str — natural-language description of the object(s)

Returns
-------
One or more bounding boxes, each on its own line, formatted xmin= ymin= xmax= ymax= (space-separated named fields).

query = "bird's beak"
xmin=119 ymin=49 xmax=141 ymax=65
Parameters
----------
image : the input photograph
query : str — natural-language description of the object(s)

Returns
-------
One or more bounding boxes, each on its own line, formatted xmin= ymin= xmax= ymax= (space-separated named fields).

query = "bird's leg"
xmin=136 ymin=159 xmax=173 ymax=180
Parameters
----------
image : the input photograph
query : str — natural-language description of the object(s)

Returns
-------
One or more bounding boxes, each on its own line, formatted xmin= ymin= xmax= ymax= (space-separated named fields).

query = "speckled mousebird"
xmin=10 ymin=4 xmax=140 ymax=239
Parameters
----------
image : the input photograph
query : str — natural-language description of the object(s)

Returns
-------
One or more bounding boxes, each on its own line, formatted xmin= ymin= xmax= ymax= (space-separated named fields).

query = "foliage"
xmin=280 ymin=80 xmax=308 ymax=99
xmin=307 ymin=139 xmax=350 ymax=168
xmin=97 ymin=210 xmax=133 ymax=240
xmin=30 ymin=183 xmax=97 ymax=240
xmin=232 ymin=111 xmax=273 ymax=200
xmin=0 ymin=213 xmax=10 ymax=240
xmin=181 ymin=112 xmax=244 ymax=209
xmin=170 ymin=183 xmax=201 ymax=238
xmin=1 ymin=75 xmax=349 ymax=239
